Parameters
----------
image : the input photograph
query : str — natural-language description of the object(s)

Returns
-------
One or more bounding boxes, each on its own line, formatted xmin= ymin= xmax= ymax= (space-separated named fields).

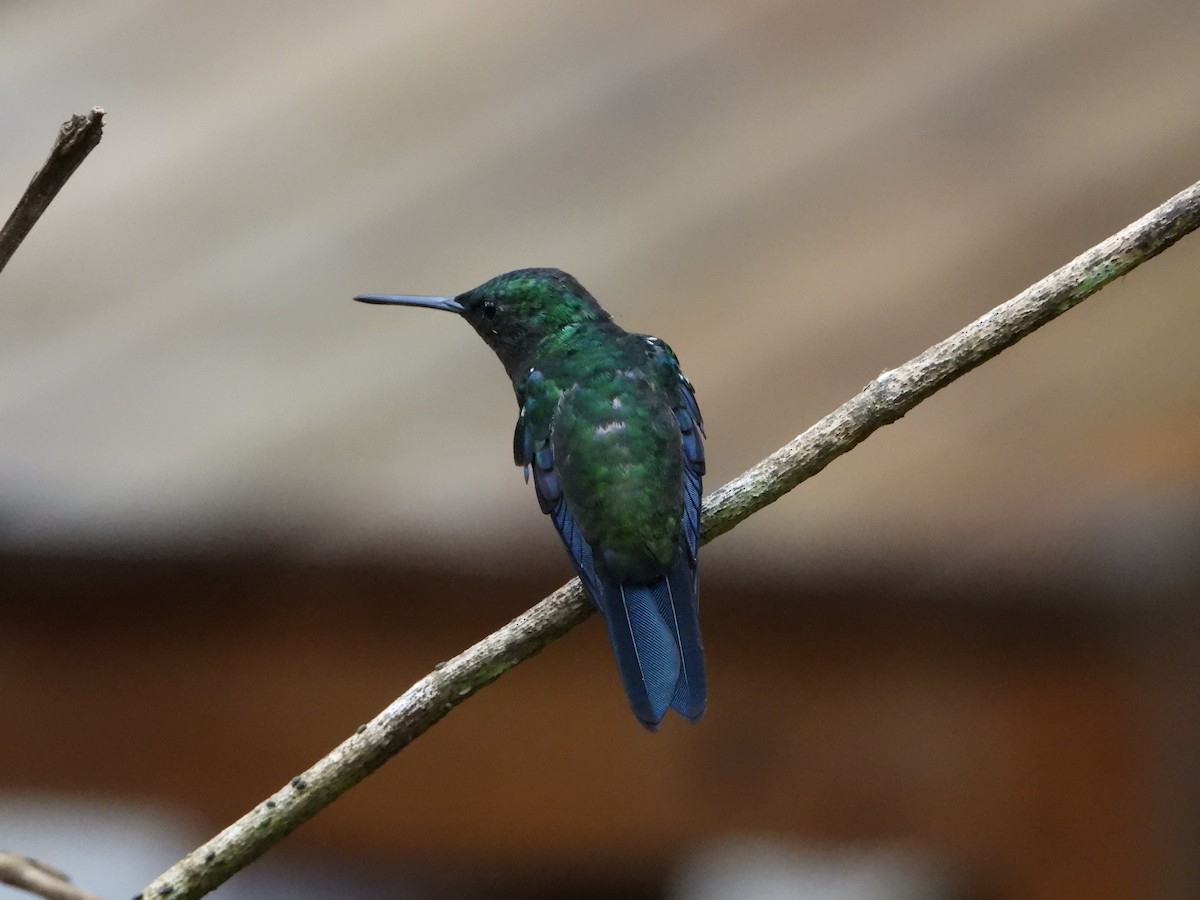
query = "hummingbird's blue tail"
xmin=595 ymin=559 xmax=706 ymax=730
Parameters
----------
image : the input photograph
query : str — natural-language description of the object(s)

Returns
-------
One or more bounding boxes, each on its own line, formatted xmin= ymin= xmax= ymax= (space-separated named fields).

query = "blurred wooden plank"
xmin=2 ymin=555 xmax=1194 ymax=897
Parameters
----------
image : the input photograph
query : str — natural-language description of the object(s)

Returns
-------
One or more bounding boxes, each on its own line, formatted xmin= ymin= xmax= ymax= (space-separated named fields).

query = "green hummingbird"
xmin=356 ymin=268 xmax=706 ymax=729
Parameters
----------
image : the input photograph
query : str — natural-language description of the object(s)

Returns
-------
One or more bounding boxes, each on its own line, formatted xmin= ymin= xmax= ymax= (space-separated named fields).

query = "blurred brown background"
xmin=1 ymin=2 xmax=1198 ymax=898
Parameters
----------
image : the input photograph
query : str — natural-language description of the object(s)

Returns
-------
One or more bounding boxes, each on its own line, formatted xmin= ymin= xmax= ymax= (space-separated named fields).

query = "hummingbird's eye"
xmin=481 ymin=298 xmax=498 ymax=319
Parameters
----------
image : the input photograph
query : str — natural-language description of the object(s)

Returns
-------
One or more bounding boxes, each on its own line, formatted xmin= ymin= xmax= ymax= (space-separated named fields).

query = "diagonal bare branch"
xmin=0 ymin=852 xmax=105 ymax=900
xmin=140 ymin=178 xmax=1200 ymax=900
xmin=0 ymin=107 xmax=105 ymax=276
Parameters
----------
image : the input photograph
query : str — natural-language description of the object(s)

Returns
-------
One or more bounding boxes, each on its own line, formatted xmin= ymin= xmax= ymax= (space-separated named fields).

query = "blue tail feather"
xmin=603 ymin=580 xmax=680 ymax=727
xmin=592 ymin=557 xmax=705 ymax=729
xmin=660 ymin=559 xmax=706 ymax=721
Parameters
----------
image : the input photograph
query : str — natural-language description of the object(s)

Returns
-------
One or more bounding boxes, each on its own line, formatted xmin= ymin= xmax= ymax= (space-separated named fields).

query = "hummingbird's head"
xmin=456 ymin=268 xmax=609 ymax=370
xmin=357 ymin=268 xmax=610 ymax=376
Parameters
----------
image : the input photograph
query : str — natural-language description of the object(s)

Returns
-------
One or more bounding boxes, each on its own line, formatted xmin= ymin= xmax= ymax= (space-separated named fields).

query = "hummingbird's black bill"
xmin=354 ymin=294 xmax=464 ymax=313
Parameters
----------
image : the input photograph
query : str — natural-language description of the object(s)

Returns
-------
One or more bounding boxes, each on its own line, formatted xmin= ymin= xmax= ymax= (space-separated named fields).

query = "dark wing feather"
xmin=675 ymin=402 xmax=704 ymax=567
xmin=667 ymin=362 xmax=706 ymax=718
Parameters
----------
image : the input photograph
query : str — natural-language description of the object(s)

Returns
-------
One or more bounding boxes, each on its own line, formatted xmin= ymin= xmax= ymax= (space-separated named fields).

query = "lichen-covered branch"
xmin=0 ymin=107 xmax=105 ymax=276
xmin=140 ymin=178 xmax=1200 ymax=900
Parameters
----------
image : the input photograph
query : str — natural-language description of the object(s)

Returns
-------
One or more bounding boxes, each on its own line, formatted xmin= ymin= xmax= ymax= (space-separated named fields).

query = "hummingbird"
xmin=356 ymin=268 xmax=706 ymax=729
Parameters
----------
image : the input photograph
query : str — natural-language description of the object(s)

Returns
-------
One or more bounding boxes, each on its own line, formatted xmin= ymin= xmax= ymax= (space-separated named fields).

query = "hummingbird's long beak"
xmin=354 ymin=294 xmax=464 ymax=314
